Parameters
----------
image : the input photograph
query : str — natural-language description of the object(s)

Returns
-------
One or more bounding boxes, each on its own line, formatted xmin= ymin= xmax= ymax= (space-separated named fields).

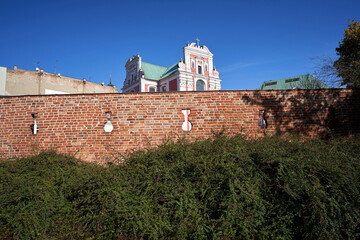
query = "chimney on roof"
xmin=14 ymin=65 xmax=18 ymax=70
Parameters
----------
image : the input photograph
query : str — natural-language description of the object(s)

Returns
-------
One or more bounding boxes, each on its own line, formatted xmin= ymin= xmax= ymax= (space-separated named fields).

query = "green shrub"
xmin=0 ymin=135 xmax=359 ymax=239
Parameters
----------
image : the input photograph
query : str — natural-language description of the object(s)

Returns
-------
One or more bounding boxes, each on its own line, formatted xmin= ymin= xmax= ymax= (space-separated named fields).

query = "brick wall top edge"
xmin=0 ymin=88 xmax=357 ymax=99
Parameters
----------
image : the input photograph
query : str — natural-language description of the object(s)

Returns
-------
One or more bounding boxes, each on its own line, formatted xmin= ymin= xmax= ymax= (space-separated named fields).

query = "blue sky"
xmin=0 ymin=0 xmax=359 ymax=90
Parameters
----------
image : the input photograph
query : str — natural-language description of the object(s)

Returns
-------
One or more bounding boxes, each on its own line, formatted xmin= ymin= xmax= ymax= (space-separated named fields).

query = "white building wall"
xmin=0 ymin=67 xmax=6 ymax=95
xmin=141 ymin=79 xmax=158 ymax=92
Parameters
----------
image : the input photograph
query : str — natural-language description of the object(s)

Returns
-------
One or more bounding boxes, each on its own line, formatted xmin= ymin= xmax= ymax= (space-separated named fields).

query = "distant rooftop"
xmin=256 ymin=74 xmax=329 ymax=90
xmin=7 ymin=65 xmax=114 ymax=87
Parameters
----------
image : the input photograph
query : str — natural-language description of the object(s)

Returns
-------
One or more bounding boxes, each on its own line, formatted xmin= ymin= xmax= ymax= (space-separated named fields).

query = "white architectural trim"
xmin=45 ymin=89 xmax=69 ymax=95
xmin=0 ymin=67 xmax=6 ymax=95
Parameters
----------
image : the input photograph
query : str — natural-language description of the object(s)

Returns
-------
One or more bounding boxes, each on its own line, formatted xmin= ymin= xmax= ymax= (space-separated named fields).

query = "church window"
xmin=191 ymin=61 xmax=195 ymax=69
xmin=198 ymin=65 xmax=202 ymax=74
xmin=205 ymin=64 xmax=208 ymax=72
xmin=162 ymin=86 xmax=166 ymax=92
xmin=149 ymin=86 xmax=156 ymax=92
xmin=196 ymin=80 xmax=205 ymax=91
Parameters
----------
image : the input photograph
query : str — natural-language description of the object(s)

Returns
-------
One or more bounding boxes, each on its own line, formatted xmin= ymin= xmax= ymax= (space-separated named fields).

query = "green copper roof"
xmin=256 ymin=75 xmax=329 ymax=90
xmin=141 ymin=61 xmax=179 ymax=81
xmin=161 ymin=62 xmax=179 ymax=79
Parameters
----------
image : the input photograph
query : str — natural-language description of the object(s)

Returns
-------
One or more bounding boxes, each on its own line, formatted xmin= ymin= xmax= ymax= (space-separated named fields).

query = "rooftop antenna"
xmin=196 ymin=37 xmax=200 ymax=46
xmin=108 ymin=74 xmax=114 ymax=87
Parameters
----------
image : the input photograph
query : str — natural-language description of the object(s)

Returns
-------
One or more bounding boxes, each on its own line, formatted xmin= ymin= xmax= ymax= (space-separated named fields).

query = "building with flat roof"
xmin=0 ymin=65 xmax=117 ymax=96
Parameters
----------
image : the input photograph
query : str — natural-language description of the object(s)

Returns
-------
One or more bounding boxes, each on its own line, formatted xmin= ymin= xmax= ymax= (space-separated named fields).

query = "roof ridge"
xmin=264 ymin=75 xmax=308 ymax=82
xmin=160 ymin=61 xmax=180 ymax=79
xmin=164 ymin=61 xmax=179 ymax=72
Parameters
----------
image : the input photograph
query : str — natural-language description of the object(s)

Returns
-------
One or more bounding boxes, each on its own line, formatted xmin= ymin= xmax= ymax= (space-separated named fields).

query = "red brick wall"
xmin=1 ymin=89 xmax=359 ymax=162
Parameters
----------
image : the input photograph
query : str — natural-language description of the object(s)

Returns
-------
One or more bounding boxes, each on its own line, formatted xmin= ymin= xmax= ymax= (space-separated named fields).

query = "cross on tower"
xmin=196 ymin=37 xmax=200 ymax=46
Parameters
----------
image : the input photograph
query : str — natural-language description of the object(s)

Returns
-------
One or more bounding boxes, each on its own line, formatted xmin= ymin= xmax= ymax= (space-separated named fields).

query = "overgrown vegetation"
xmin=1 ymin=135 xmax=359 ymax=239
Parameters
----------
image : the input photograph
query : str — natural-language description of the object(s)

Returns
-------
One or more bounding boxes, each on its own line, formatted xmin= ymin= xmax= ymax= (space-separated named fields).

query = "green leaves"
xmin=334 ymin=19 xmax=360 ymax=88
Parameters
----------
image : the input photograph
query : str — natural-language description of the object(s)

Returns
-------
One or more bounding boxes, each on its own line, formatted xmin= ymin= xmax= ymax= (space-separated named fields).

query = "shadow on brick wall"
xmin=241 ymin=89 xmax=360 ymax=138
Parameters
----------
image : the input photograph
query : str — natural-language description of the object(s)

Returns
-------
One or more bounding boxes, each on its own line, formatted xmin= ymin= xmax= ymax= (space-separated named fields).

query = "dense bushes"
xmin=0 ymin=135 xmax=359 ymax=239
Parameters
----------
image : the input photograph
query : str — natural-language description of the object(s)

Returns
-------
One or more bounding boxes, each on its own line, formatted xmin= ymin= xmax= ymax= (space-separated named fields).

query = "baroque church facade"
xmin=122 ymin=42 xmax=221 ymax=93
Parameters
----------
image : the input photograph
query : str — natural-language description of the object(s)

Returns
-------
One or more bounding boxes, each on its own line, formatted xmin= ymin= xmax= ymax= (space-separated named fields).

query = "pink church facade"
xmin=122 ymin=42 xmax=221 ymax=93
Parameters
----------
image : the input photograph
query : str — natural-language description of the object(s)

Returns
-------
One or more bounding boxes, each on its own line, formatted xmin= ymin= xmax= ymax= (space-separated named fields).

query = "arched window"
xmin=205 ymin=64 xmax=208 ymax=72
xmin=196 ymin=80 xmax=205 ymax=91
xmin=149 ymin=86 xmax=156 ymax=92
xmin=191 ymin=61 xmax=195 ymax=69
xmin=198 ymin=65 xmax=202 ymax=74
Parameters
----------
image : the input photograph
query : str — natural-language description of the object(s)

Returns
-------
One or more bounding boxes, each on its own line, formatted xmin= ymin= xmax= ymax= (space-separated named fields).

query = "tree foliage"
xmin=334 ymin=19 xmax=360 ymax=88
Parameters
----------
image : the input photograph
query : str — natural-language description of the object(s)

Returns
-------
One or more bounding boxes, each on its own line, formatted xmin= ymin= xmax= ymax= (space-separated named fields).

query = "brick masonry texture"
xmin=1 ymin=89 xmax=359 ymax=162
